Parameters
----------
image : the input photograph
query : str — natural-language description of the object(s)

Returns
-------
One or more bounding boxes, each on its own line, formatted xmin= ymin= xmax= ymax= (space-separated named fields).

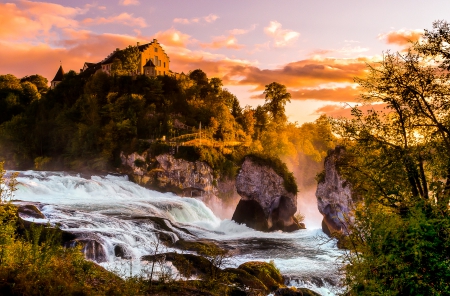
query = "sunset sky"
xmin=2 ymin=0 xmax=450 ymax=124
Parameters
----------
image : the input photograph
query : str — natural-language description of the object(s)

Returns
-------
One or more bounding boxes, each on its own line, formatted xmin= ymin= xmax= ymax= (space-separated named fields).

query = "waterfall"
xmin=13 ymin=171 xmax=342 ymax=295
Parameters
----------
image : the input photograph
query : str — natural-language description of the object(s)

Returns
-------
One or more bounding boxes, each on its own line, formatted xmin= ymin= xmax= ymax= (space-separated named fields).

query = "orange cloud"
xmin=119 ymin=0 xmax=140 ymax=5
xmin=82 ymin=13 xmax=147 ymax=27
xmin=314 ymin=103 xmax=387 ymax=118
xmin=173 ymin=14 xmax=219 ymax=25
xmin=378 ymin=29 xmax=423 ymax=46
xmin=0 ymin=31 xmax=140 ymax=81
xmin=0 ymin=1 xmax=82 ymax=39
xmin=201 ymin=35 xmax=244 ymax=50
xmin=264 ymin=21 xmax=300 ymax=47
xmin=223 ymin=58 xmax=368 ymax=90
xmin=154 ymin=29 xmax=192 ymax=47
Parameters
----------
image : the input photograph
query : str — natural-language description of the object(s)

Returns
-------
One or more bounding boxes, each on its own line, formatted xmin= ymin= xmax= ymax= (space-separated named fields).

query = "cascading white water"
xmin=13 ymin=171 xmax=343 ymax=295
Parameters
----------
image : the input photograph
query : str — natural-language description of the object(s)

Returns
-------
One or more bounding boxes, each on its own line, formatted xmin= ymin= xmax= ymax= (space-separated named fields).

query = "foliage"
xmin=342 ymin=202 xmax=450 ymax=295
xmin=332 ymin=21 xmax=450 ymax=295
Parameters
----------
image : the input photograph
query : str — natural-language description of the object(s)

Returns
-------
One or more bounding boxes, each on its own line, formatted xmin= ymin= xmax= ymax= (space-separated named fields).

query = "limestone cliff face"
xmin=315 ymin=146 xmax=354 ymax=236
xmin=121 ymin=152 xmax=217 ymax=197
xmin=232 ymin=157 xmax=302 ymax=232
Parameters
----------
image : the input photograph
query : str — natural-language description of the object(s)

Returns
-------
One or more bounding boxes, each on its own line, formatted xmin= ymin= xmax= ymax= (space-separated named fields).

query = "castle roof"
xmin=52 ymin=65 xmax=65 ymax=82
xmin=101 ymin=51 xmax=119 ymax=65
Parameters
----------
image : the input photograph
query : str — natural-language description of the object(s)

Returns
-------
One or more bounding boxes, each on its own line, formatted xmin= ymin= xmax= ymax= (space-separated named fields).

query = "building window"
xmin=159 ymin=60 xmax=161 ymax=66
xmin=154 ymin=47 xmax=158 ymax=52
xmin=164 ymin=62 xmax=166 ymax=68
xmin=155 ymin=56 xmax=159 ymax=66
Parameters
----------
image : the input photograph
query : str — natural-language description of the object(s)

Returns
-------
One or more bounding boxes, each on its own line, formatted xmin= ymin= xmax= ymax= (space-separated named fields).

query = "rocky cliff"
xmin=121 ymin=152 xmax=217 ymax=197
xmin=315 ymin=146 xmax=354 ymax=237
xmin=232 ymin=156 xmax=303 ymax=232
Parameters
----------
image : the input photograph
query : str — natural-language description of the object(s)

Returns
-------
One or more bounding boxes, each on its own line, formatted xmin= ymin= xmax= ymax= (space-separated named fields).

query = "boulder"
xmin=232 ymin=156 xmax=303 ymax=232
xmin=68 ymin=239 xmax=108 ymax=262
xmin=315 ymin=146 xmax=354 ymax=237
xmin=16 ymin=203 xmax=46 ymax=219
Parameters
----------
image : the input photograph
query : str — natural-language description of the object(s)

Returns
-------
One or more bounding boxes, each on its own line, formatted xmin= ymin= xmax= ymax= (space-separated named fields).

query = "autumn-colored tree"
xmin=263 ymin=82 xmax=291 ymax=123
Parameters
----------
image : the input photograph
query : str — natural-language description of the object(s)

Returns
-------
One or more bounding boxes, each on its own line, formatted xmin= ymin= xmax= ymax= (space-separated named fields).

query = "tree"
xmin=263 ymin=82 xmax=291 ymax=123
xmin=122 ymin=45 xmax=140 ymax=74
xmin=332 ymin=21 xmax=450 ymax=295
xmin=20 ymin=75 xmax=48 ymax=94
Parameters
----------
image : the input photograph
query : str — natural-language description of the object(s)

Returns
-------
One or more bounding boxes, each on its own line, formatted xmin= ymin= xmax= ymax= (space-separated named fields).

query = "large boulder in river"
xmin=232 ymin=156 xmax=303 ymax=232
xmin=315 ymin=146 xmax=354 ymax=237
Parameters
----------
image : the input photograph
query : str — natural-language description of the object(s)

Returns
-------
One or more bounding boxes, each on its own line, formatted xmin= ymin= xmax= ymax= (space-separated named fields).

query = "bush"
xmin=343 ymin=201 xmax=450 ymax=295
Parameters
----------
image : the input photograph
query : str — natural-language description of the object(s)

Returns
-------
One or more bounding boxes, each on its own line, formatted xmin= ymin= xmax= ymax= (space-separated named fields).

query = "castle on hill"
xmin=51 ymin=39 xmax=172 ymax=89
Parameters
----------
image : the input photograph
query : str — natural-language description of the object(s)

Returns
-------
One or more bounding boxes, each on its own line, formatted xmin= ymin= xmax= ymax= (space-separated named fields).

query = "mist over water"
xmin=12 ymin=171 xmax=342 ymax=295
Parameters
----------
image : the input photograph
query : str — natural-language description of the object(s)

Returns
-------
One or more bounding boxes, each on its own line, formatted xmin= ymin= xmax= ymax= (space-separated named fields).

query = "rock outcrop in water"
xmin=315 ymin=146 xmax=354 ymax=237
xmin=232 ymin=156 xmax=303 ymax=232
xmin=121 ymin=152 xmax=217 ymax=197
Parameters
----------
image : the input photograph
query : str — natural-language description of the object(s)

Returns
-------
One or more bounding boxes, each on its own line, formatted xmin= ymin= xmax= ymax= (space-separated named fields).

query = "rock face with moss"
xmin=122 ymin=152 xmax=217 ymax=197
xmin=315 ymin=146 xmax=354 ymax=237
xmin=232 ymin=156 xmax=302 ymax=232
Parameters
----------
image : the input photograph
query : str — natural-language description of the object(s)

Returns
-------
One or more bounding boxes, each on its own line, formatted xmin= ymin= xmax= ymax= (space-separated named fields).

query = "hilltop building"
xmin=81 ymin=39 xmax=170 ymax=77
xmin=50 ymin=65 xmax=64 ymax=89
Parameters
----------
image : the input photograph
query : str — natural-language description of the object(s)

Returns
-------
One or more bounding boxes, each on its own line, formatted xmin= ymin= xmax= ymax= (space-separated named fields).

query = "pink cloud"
xmin=82 ymin=13 xmax=147 ymax=27
xmin=173 ymin=14 xmax=219 ymax=25
xmin=264 ymin=21 xmax=300 ymax=47
xmin=119 ymin=0 xmax=140 ymax=6
xmin=201 ymin=35 xmax=244 ymax=50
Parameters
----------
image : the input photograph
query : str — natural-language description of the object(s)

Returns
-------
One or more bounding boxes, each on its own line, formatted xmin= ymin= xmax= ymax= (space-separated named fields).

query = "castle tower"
xmin=50 ymin=65 xmax=65 ymax=89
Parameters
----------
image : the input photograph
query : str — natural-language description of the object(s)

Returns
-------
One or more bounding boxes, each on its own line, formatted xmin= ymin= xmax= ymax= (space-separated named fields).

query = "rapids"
xmin=12 ymin=171 xmax=343 ymax=295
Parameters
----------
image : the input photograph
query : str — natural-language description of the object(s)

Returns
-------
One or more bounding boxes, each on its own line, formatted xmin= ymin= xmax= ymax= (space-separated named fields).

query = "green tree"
xmin=332 ymin=21 xmax=450 ymax=295
xmin=263 ymin=82 xmax=291 ymax=123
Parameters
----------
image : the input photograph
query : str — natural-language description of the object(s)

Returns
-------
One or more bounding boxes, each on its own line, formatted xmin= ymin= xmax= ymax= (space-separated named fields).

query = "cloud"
xmin=119 ymin=0 xmax=140 ymax=6
xmin=173 ymin=14 xmax=219 ymax=25
xmin=82 ymin=13 xmax=147 ymax=27
xmin=228 ymin=26 xmax=255 ymax=35
xmin=264 ymin=21 xmax=300 ymax=47
xmin=223 ymin=57 xmax=368 ymax=90
xmin=0 ymin=1 xmax=83 ymax=39
xmin=201 ymin=35 xmax=244 ymax=50
xmin=314 ymin=103 xmax=388 ymax=118
xmin=0 ymin=30 xmax=141 ymax=81
xmin=290 ymin=86 xmax=360 ymax=102
xmin=154 ymin=28 xmax=192 ymax=47
xmin=378 ymin=29 xmax=423 ymax=46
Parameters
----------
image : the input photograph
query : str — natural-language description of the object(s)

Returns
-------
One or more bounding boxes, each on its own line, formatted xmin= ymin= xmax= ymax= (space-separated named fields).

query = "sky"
xmin=2 ymin=0 xmax=450 ymax=124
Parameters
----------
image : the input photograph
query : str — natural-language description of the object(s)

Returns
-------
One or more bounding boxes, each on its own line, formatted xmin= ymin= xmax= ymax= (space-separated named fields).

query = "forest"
xmin=0 ymin=61 xmax=334 ymax=187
